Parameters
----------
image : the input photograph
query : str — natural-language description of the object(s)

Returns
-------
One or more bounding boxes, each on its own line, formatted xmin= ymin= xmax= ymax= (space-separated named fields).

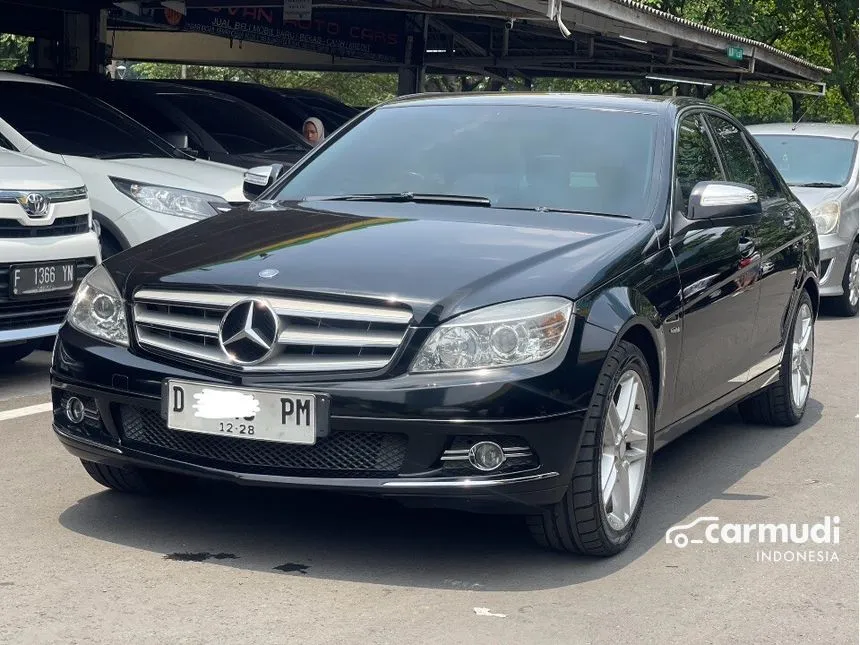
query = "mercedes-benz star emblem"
xmin=19 ymin=193 xmax=49 ymax=217
xmin=258 ymin=269 xmax=279 ymax=279
xmin=218 ymin=299 xmax=280 ymax=365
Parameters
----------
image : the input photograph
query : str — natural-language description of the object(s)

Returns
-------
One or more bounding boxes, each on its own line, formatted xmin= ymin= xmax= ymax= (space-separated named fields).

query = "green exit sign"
xmin=727 ymin=46 xmax=744 ymax=61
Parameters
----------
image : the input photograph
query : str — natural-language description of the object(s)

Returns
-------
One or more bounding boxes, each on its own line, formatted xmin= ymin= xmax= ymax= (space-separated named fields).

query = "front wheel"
xmin=831 ymin=241 xmax=858 ymax=317
xmin=527 ymin=340 xmax=654 ymax=556
xmin=739 ymin=290 xmax=814 ymax=426
xmin=0 ymin=341 xmax=38 ymax=366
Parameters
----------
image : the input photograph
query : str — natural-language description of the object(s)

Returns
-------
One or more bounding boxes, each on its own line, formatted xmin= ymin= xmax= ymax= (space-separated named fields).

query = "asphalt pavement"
xmin=0 ymin=315 xmax=857 ymax=644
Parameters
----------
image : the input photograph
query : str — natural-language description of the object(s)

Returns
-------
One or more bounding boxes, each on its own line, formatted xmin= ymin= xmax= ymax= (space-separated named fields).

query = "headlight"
xmin=810 ymin=201 xmax=840 ymax=235
xmin=67 ymin=265 xmax=128 ymax=346
xmin=411 ymin=297 xmax=572 ymax=373
xmin=111 ymin=177 xmax=229 ymax=220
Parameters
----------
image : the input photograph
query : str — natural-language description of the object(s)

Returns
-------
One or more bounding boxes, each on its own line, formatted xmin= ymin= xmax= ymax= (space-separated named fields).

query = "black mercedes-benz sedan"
xmin=51 ymin=93 xmax=819 ymax=556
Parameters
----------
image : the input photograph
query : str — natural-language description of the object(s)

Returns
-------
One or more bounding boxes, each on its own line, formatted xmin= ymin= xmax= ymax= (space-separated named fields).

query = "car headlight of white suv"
xmin=410 ymin=297 xmax=573 ymax=373
xmin=67 ymin=265 xmax=129 ymax=346
xmin=810 ymin=201 xmax=841 ymax=235
xmin=111 ymin=177 xmax=230 ymax=220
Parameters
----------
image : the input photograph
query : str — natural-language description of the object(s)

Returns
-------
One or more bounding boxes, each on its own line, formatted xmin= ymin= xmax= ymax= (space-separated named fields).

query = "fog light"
xmin=468 ymin=441 xmax=506 ymax=472
xmin=65 ymin=397 xmax=85 ymax=424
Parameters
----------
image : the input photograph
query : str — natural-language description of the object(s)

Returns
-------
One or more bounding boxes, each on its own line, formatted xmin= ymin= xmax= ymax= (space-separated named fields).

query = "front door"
xmin=705 ymin=114 xmax=804 ymax=380
xmin=667 ymin=113 xmax=762 ymax=425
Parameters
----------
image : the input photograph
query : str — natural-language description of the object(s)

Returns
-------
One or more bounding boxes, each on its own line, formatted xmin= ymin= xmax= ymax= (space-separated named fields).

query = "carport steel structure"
xmin=0 ymin=0 xmax=828 ymax=95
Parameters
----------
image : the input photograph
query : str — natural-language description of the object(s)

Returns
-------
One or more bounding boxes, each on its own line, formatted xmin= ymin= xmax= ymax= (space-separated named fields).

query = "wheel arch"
xmin=576 ymin=285 xmax=669 ymax=417
xmin=92 ymin=211 xmax=131 ymax=252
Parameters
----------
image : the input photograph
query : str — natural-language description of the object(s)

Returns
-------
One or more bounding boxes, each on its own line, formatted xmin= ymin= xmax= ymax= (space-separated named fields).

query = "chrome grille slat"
xmin=132 ymin=288 xmax=412 ymax=374
xmin=278 ymin=328 xmax=403 ymax=348
xmin=135 ymin=289 xmax=413 ymax=324
xmin=134 ymin=306 xmax=220 ymax=336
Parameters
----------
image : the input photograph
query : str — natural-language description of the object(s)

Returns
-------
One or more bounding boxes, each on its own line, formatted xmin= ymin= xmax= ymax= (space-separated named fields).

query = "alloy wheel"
xmin=600 ymin=369 xmax=650 ymax=531
xmin=848 ymin=251 xmax=859 ymax=308
xmin=790 ymin=302 xmax=814 ymax=410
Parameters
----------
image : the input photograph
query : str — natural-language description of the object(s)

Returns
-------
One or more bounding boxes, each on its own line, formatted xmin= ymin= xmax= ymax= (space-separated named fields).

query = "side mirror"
xmin=242 ymin=163 xmax=284 ymax=201
xmin=688 ymin=181 xmax=761 ymax=221
xmin=164 ymin=131 xmax=190 ymax=150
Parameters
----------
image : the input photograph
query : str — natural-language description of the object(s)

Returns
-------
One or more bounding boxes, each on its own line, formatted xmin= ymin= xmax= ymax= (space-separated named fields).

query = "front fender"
xmin=572 ymin=248 xmax=683 ymax=426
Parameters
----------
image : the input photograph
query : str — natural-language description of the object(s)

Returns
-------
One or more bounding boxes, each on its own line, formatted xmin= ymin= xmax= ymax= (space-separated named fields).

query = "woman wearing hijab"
xmin=303 ymin=117 xmax=325 ymax=146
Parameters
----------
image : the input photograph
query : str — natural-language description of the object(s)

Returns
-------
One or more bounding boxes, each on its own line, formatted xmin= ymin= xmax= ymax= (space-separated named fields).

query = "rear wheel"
xmin=80 ymin=459 xmax=178 ymax=495
xmin=831 ymin=241 xmax=858 ymax=317
xmin=739 ymin=290 xmax=814 ymax=426
xmin=527 ymin=340 xmax=654 ymax=556
xmin=0 ymin=341 xmax=39 ymax=366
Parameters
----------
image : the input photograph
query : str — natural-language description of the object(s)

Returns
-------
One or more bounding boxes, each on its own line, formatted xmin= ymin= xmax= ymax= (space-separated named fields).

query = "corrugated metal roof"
xmin=605 ymin=0 xmax=831 ymax=75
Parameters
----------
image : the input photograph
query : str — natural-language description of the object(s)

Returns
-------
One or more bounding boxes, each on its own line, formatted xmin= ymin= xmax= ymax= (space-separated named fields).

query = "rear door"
xmin=667 ymin=112 xmax=762 ymax=424
xmin=705 ymin=114 xmax=803 ymax=379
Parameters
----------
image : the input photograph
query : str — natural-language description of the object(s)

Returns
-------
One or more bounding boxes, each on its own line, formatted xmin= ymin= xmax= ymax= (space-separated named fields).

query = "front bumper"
xmin=51 ymin=326 xmax=589 ymax=513
xmin=818 ymin=232 xmax=852 ymax=296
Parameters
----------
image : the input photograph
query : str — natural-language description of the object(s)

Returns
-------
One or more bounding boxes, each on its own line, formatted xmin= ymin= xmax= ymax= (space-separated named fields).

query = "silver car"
xmin=748 ymin=123 xmax=859 ymax=316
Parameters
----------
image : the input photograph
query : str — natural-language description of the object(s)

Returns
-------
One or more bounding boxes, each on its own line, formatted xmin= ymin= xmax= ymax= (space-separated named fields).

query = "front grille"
xmin=119 ymin=406 xmax=407 ymax=477
xmin=131 ymin=288 xmax=413 ymax=373
xmin=0 ymin=258 xmax=96 ymax=331
xmin=0 ymin=215 xmax=89 ymax=238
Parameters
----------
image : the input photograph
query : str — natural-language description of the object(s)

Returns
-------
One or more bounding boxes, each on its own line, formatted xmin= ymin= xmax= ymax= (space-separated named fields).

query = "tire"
xmin=739 ymin=290 xmax=814 ymax=426
xmin=0 ymin=341 xmax=38 ymax=366
xmin=80 ymin=459 xmax=177 ymax=495
xmin=527 ymin=340 xmax=655 ymax=556
xmin=831 ymin=241 xmax=859 ymax=317
xmin=99 ymin=232 xmax=123 ymax=261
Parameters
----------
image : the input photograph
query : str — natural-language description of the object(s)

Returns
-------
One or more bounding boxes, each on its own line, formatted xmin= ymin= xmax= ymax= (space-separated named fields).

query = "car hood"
xmin=109 ymin=201 xmax=651 ymax=325
xmin=62 ymin=155 xmax=248 ymax=202
xmin=0 ymin=150 xmax=85 ymax=191
xmin=789 ymin=185 xmax=847 ymax=210
xmin=215 ymin=151 xmax=304 ymax=170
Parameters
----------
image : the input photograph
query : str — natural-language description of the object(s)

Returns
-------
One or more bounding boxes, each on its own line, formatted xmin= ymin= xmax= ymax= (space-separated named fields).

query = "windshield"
xmin=0 ymin=81 xmax=180 ymax=158
xmin=753 ymin=134 xmax=857 ymax=187
xmin=158 ymin=93 xmax=309 ymax=155
xmin=272 ymin=104 xmax=660 ymax=219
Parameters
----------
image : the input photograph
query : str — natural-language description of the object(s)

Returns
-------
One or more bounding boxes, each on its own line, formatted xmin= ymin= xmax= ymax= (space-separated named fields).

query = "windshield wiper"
xmin=503 ymin=205 xmax=634 ymax=219
xmin=307 ymin=192 xmax=492 ymax=206
xmin=790 ymin=182 xmax=843 ymax=188
xmin=93 ymin=152 xmax=160 ymax=160
xmin=264 ymin=144 xmax=308 ymax=153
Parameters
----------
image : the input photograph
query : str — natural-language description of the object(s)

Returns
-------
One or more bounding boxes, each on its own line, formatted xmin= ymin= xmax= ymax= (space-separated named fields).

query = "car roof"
xmin=746 ymin=122 xmax=859 ymax=139
xmin=0 ymin=71 xmax=65 ymax=86
xmin=381 ymin=92 xmax=702 ymax=115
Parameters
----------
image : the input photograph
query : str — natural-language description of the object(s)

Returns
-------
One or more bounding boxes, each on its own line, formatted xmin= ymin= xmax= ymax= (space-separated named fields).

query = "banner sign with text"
xmin=109 ymin=6 xmax=407 ymax=63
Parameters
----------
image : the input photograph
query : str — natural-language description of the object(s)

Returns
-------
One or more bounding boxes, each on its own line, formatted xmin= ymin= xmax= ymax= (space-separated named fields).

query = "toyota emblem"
xmin=19 ymin=193 xmax=49 ymax=217
xmin=218 ymin=299 xmax=280 ymax=365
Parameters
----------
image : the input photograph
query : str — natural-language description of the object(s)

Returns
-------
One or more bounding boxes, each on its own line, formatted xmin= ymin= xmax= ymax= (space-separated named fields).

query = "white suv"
xmin=0 ymin=149 xmax=100 ymax=365
xmin=0 ymin=73 xmax=247 ymax=258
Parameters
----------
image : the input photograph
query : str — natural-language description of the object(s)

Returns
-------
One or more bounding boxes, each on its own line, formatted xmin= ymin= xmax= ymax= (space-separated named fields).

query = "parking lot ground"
xmin=0 ymin=315 xmax=857 ymax=645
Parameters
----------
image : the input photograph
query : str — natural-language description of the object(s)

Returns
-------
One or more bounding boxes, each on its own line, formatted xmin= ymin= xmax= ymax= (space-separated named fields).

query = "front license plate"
xmin=165 ymin=379 xmax=317 ymax=445
xmin=10 ymin=262 xmax=76 ymax=297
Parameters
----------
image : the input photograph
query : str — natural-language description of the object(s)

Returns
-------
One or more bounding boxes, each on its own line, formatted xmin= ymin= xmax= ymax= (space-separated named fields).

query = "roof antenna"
xmin=792 ymin=92 xmax=822 ymax=131
xmin=547 ymin=0 xmax=573 ymax=39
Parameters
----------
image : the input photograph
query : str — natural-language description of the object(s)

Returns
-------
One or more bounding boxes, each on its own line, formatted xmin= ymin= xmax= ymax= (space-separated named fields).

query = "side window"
xmin=705 ymin=115 xmax=759 ymax=188
xmin=706 ymin=115 xmax=779 ymax=200
xmin=742 ymin=134 xmax=782 ymax=200
xmin=675 ymin=114 xmax=724 ymax=213
xmin=0 ymin=131 xmax=14 ymax=150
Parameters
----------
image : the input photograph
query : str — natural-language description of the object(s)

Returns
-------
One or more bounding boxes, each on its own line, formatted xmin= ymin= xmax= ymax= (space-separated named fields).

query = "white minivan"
xmin=0 ymin=149 xmax=100 ymax=365
xmin=0 ymin=73 xmax=247 ymax=258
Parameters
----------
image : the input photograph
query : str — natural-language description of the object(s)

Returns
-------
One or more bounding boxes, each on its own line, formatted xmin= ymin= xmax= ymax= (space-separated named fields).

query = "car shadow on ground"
xmin=58 ymin=399 xmax=823 ymax=592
